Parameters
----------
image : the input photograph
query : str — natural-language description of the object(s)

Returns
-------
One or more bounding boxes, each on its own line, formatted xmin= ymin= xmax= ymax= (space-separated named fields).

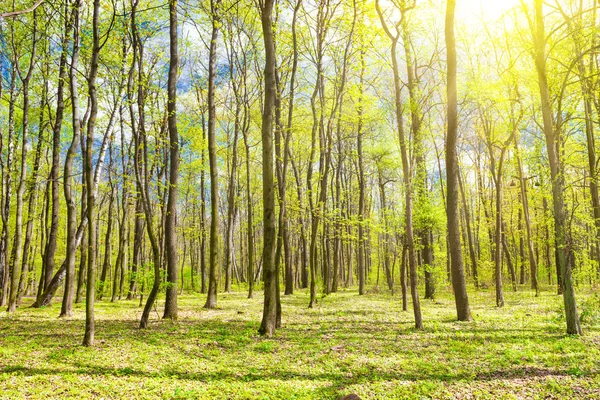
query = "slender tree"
xmin=204 ymin=0 xmax=222 ymax=309
xmin=164 ymin=0 xmax=180 ymax=321
xmin=445 ymin=0 xmax=472 ymax=321
xmin=258 ymin=0 xmax=278 ymax=337
xmin=530 ymin=0 xmax=581 ymax=335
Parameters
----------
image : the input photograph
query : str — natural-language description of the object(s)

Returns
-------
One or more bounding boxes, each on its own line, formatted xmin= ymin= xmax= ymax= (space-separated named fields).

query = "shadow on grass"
xmin=1 ymin=312 xmax=592 ymax=352
xmin=2 ymin=363 xmax=594 ymax=389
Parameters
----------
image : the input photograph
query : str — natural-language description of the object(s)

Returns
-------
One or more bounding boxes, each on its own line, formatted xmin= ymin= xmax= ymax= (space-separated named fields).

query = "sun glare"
xmin=457 ymin=0 xmax=523 ymax=24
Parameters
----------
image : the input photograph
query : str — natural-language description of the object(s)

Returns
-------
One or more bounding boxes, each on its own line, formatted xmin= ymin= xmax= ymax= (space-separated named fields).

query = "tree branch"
xmin=0 ymin=0 xmax=45 ymax=18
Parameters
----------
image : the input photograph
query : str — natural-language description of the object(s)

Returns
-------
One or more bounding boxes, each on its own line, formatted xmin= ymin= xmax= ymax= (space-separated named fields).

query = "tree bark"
xmin=83 ymin=0 xmax=101 ymax=346
xmin=8 ymin=8 xmax=38 ymax=312
xmin=532 ymin=0 xmax=581 ymax=334
xmin=445 ymin=0 xmax=472 ymax=321
xmin=163 ymin=0 xmax=180 ymax=320
xmin=258 ymin=0 xmax=278 ymax=337
xmin=60 ymin=0 xmax=81 ymax=318
xmin=204 ymin=0 xmax=221 ymax=310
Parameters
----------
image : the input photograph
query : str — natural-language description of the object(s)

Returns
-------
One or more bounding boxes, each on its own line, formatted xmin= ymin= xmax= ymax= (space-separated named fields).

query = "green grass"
xmin=1 ymin=286 xmax=599 ymax=399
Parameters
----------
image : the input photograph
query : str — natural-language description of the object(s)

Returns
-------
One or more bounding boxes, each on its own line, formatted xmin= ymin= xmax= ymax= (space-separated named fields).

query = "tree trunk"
xmin=458 ymin=167 xmax=479 ymax=289
xmin=42 ymin=2 xmax=69 ymax=301
xmin=445 ymin=0 xmax=472 ymax=321
xmin=83 ymin=0 xmax=101 ymax=346
xmin=7 ymin=10 xmax=38 ymax=313
xmin=60 ymin=0 xmax=81 ymax=318
xmin=204 ymin=0 xmax=221 ymax=310
xmin=258 ymin=0 xmax=278 ymax=337
xmin=99 ymin=183 xmax=115 ymax=301
xmin=164 ymin=0 xmax=180 ymax=320
xmin=532 ymin=0 xmax=581 ymax=334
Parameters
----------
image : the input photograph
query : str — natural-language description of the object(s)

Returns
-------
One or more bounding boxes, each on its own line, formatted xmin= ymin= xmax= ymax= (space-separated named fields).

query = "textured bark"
xmin=445 ymin=0 xmax=471 ymax=321
xmin=204 ymin=0 xmax=221 ymax=310
xmin=41 ymin=3 xmax=69 ymax=301
xmin=164 ymin=0 xmax=180 ymax=320
xmin=83 ymin=0 xmax=101 ymax=346
xmin=532 ymin=0 xmax=581 ymax=335
xmin=0 ymin=60 xmax=17 ymax=307
xmin=376 ymin=0 xmax=423 ymax=329
xmin=60 ymin=0 xmax=81 ymax=318
xmin=130 ymin=2 xmax=164 ymax=329
xmin=8 ymin=9 xmax=38 ymax=313
xmin=258 ymin=0 xmax=278 ymax=337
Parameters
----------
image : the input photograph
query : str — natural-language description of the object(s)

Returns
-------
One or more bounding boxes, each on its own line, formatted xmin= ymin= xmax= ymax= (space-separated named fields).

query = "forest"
xmin=1 ymin=0 xmax=600 ymax=398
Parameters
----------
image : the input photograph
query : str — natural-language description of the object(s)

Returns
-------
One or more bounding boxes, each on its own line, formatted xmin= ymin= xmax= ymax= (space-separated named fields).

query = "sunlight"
xmin=457 ymin=0 xmax=523 ymax=24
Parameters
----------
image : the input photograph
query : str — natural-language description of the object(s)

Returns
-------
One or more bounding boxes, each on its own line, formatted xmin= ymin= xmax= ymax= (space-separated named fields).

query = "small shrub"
xmin=579 ymin=292 xmax=600 ymax=325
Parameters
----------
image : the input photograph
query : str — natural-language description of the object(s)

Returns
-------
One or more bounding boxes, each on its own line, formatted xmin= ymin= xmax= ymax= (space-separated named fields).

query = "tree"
xmin=204 ymin=0 xmax=222 ymax=310
xmin=7 ymin=5 xmax=38 ymax=313
xmin=163 ymin=0 xmax=180 ymax=321
xmin=529 ymin=0 xmax=581 ymax=335
xmin=83 ymin=0 xmax=101 ymax=347
xmin=258 ymin=0 xmax=278 ymax=337
xmin=376 ymin=0 xmax=423 ymax=330
xmin=61 ymin=0 xmax=81 ymax=318
xmin=445 ymin=0 xmax=472 ymax=322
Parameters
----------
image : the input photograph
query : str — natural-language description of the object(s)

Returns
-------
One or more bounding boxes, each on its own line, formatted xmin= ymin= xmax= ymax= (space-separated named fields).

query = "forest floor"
xmin=1 ymin=286 xmax=599 ymax=399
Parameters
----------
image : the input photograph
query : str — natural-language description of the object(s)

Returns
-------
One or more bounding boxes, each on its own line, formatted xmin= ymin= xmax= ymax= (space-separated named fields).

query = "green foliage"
xmin=579 ymin=291 xmax=600 ymax=326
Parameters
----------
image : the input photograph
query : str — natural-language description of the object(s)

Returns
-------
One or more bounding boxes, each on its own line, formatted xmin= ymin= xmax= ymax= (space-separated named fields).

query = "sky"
xmin=457 ymin=0 xmax=523 ymax=24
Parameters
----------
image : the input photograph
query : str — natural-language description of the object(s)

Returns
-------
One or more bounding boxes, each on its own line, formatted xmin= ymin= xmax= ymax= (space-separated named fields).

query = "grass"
xmin=1 ymin=285 xmax=599 ymax=399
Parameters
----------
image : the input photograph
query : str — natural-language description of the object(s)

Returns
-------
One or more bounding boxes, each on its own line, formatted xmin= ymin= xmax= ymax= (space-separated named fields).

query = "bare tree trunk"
xmin=376 ymin=0 xmax=423 ymax=329
xmin=128 ymin=199 xmax=143 ymax=300
xmin=163 ymin=0 xmax=180 ymax=320
xmin=61 ymin=0 xmax=81 ymax=318
xmin=458 ymin=168 xmax=479 ymax=289
xmin=75 ymin=229 xmax=87 ymax=304
xmin=83 ymin=0 xmax=101 ymax=346
xmin=99 ymin=181 xmax=115 ymax=301
xmin=242 ymin=124 xmax=254 ymax=299
xmin=502 ymin=228 xmax=517 ymax=292
xmin=445 ymin=0 xmax=471 ymax=321
xmin=200 ymin=118 xmax=208 ymax=295
xmin=224 ymin=54 xmax=240 ymax=293
xmin=532 ymin=0 xmax=581 ymax=334
xmin=399 ymin=1 xmax=434 ymax=301
xmin=0 ymin=58 xmax=17 ymax=307
xmin=41 ymin=2 xmax=69 ymax=302
xmin=115 ymin=96 xmax=131 ymax=302
xmin=18 ymin=83 xmax=47 ymax=305
xmin=8 ymin=9 xmax=38 ymax=312
xmin=258 ymin=0 xmax=278 ymax=337
xmin=357 ymin=43 xmax=366 ymax=297
xmin=400 ymin=239 xmax=408 ymax=312
xmin=204 ymin=0 xmax=221 ymax=310
xmin=130 ymin=1 xmax=164 ymax=329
